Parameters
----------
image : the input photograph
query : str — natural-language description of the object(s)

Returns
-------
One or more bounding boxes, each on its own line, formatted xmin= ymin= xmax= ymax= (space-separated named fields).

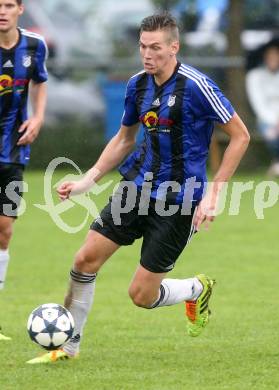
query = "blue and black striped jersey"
xmin=0 ymin=28 xmax=48 ymax=165
xmin=120 ymin=62 xmax=235 ymax=204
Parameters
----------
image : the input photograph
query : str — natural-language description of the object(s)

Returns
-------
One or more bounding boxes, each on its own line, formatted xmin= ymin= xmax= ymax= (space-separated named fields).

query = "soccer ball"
xmin=27 ymin=303 xmax=75 ymax=350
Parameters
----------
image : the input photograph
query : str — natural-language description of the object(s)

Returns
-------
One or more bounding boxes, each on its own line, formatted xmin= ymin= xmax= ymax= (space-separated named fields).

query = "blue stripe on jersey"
xmin=33 ymin=38 xmax=48 ymax=83
xmin=3 ymin=35 xmax=28 ymax=164
xmin=177 ymin=79 xmax=209 ymax=205
xmin=0 ymin=35 xmax=26 ymax=164
xmin=120 ymin=74 xmax=155 ymax=182
xmin=119 ymin=74 xmax=143 ymax=176
xmin=177 ymin=79 xmax=190 ymax=204
xmin=18 ymin=35 xmax=29 ymax=164
xmin=133 ymin=76 xmax=156 ymax=187
xmin=119 ymin=72 xmax=147 ymax=176
xmin=150 ymin=80 xmax=177 ymax=199
xmin=0 ymin=49 xmax=9 ymax=162
xmin=0 ymin=49 xmax=2 ymax=145
xmin=134 ymin=130 xmax=153 ymax=182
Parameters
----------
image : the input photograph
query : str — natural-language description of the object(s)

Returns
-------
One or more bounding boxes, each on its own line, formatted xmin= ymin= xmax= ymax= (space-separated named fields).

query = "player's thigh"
xmin=128 ymin=264 xmax=166 ymax=303
xmin=0 ymin=215 xmax=14 ymax=231
xmin=140 ymin=208 xmax=195 ymax=273
xmin=74 ymin=229 xmax=120 ymax=273
xmin=0 ymin=163 xmax=24 ymax=219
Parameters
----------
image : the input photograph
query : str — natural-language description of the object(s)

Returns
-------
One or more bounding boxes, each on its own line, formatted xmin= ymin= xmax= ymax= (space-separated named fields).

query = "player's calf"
xmin=128 ymin=287 xmax=159 ymax=308
xmin=74 ymin=249 xmax=101 ymax=275
xmin=0 ymin=222 xmax=13 ymax=250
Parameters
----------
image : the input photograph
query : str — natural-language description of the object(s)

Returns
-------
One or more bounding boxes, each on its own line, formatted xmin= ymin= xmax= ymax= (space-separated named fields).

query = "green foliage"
xmin=29 ymin=121 xmax=105 ymax=170
xmin=151 ymin=0 xmax=180 ymax=11
xmin=0 ymin=172 xmax=278 ymax=389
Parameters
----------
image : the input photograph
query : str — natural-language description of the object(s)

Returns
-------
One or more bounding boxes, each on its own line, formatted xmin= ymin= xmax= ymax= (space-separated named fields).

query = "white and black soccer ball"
xmin=27 ymin=303 xmax=75 ymax=350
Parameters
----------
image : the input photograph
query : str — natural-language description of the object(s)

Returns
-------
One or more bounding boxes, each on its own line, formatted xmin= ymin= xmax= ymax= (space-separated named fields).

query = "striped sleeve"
xmin=121 ymin=76 xmax=139 ymax=126
xmin=179 ymin=65 xmax=234 ymax=123
xmin=32 ymin=37 xmax=48 ymax=83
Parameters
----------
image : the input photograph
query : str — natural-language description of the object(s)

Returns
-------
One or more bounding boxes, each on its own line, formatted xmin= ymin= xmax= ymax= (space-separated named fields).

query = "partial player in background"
xmin=27 ymin=12 xmax=249 ymax=364
xmin=246 ymin=39 xmax=279 ymax=177
xmin=0 ymin=0 xmax=48 ymax=340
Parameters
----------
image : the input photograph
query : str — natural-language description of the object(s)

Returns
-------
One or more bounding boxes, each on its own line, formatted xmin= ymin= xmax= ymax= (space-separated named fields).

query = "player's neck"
xmin=154 ymin=58 xmax=178 ymax=86
xmin=0 ymin=27 xmax=19 ymax=50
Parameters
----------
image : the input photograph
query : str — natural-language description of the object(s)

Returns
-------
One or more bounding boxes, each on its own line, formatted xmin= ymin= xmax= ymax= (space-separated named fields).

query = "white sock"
xmin=63 ymin=269 xmax=96 ymax=356
xmin=151 ymin=278 xmax=203 ymax=308
xmin=0 ymin=249 xmax=10 ymax=290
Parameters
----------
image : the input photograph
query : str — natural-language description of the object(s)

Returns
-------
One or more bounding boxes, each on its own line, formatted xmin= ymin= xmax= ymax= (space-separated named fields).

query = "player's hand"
xmin=17 ymin=117 xmax=43 ymax=145
xmin=193 ymin=186 xmax=221 ymax=231
xmin=57 ymin=180 xmax=91 ymax=201
xmin=57 ymin=181 xmax=76 ymax=201
xmin=57 ymin=168 xmax=101 ymax=201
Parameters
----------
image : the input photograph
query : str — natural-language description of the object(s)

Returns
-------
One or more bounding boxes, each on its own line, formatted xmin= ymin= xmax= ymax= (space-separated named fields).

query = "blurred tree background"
xmin=151 ymin=0 xmax=180 ymax=9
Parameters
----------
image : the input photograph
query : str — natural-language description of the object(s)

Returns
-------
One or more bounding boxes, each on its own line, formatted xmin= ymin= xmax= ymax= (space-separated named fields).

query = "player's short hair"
xmin=16 ymin=0 xmax=23 ymax=5
xmin=264 ymin=37 xmax=279 ymax=52
xmin=140 ymin=12 xmax=179 ymax=43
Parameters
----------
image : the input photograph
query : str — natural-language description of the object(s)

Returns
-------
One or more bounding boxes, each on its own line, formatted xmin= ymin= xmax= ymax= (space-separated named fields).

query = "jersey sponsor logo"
xmin=22 ymin=55 xmax=32 ymax=68
xmin=167 ymin=95 xmax=176 ymax=107
xmin=0 ymin=74 xmax=29 ymax=96
xmin=141 ymin=111 xmax=174 ymax=132
xmin=143 ymin=111 xmax=159 ymax=128
xmin=3 ymin=60 xmax=14 ymax=68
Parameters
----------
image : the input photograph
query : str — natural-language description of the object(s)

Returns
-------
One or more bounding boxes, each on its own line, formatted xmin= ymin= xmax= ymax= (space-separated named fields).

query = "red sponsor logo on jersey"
xmin=0 ymin=74 xmax=29 ymax=96
xmin=141 ymin=111 xmax=174 ymax=129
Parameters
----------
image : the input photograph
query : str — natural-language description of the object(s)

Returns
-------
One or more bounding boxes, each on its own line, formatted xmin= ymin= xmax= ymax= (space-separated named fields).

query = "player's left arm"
xmin=194 ymin=112 xmax=250 ymax=230
xmin=17 ymin=81 xmax=47 ymax=146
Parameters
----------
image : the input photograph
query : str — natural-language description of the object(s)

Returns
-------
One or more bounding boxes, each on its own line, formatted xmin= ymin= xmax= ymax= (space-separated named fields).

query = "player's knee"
xmin=74 ymin=249 xmax=101 ymax=274
xmin=128 ymin=286 xmax=154 ymax=308
xmin=0 ymin=226 xmax=13 ymax=250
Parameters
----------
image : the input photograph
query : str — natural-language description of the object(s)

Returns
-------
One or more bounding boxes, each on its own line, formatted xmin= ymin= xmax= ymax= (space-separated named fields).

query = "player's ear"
xmin=172 ymin=41 xmax=179 ymax=55
xmin=170 ymin=41 xmax=179 ymax=56
xmin=18 ymin=4 xmax=24 ymax=16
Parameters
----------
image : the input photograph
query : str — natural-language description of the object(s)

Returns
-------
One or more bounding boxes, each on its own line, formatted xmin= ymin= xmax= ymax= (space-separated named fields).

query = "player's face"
xmin=264 ymin=47 xmax=279 ymax=72
xmin=139 ymin=30 xmax=179 ymax=75
xmin=0 ymin=0 xmax=23 ymax=33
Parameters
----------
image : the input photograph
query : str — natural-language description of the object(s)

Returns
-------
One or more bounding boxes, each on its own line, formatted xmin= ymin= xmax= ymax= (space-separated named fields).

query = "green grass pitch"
xmin=0 ymin=171 xmax=278 ymax=390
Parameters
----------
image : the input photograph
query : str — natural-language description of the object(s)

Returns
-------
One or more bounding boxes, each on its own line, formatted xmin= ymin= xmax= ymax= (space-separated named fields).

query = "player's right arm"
xmin=57 ymin=123 xmax=139 ymax=200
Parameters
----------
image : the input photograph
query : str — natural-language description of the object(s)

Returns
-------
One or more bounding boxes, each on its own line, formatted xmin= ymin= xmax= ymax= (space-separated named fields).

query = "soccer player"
xmin=27 ymin=13 xmax=249 ymax=363
xmin=0 ymin=0 xmax=48 ymax=340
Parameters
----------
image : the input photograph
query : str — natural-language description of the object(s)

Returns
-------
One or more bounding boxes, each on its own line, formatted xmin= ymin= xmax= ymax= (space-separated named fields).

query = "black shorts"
xmin=0 ymin=163 xmax=24 ymax=218
xmin=91 ymin=183 xmax=196 ymax=273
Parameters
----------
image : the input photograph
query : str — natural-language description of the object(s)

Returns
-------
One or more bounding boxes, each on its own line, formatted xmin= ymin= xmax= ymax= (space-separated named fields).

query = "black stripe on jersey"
xmin=169 ymin=74 xmax=188 ymax=185
xmin=0 ymin=49 xmax=16 ymax=158
xmin=150 ymin=84 xmax=166 ymax=189
xmin=157 ymin=74 xmax=188 ymax=204
xmin=123 ymin=73 xmax=150 ymax=181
